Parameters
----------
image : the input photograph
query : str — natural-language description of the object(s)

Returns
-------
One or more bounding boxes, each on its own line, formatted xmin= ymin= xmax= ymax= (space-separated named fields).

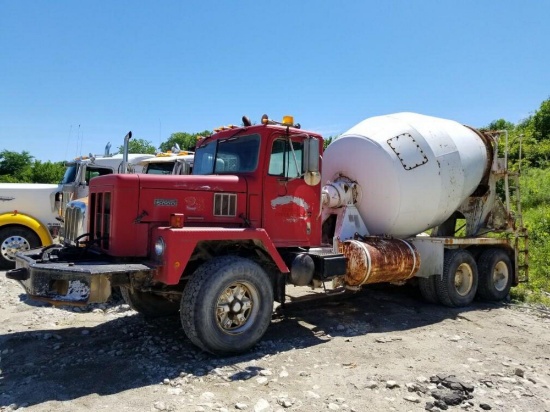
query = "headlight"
xmin=154 ymin=237 xmax=165 ymax=257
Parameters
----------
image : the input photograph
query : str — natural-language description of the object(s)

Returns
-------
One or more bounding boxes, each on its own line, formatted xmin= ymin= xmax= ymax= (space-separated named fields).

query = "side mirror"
xmin=304 ymin=137 xmax=321 ymax=186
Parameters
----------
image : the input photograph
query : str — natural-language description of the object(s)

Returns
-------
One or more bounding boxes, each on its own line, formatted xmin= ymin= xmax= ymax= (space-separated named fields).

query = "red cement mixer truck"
xmin=7 ymin=112 xmax=528 ymax=355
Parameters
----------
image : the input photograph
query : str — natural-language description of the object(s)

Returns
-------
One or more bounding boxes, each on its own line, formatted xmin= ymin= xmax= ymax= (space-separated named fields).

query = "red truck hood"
xmin=136 ymin=174 xmax=247 ymax=193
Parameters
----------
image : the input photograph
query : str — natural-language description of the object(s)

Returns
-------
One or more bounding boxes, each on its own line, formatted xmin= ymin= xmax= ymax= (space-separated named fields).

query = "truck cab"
xmin=10 ymin=115 xmax=333 ymax=355
xmin=139 ymin=150 xmax=195 ymax=175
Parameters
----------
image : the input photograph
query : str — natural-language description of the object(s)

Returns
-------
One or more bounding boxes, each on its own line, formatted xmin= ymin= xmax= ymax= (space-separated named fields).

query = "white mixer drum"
xmin=322 ymin=112 xmax=490 ymax=238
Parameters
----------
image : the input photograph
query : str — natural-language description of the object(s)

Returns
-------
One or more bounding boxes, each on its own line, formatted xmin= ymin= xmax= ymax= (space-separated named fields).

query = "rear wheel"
xmin=477 ymin=248 xmax=513 ymax=301
xmin=181 ymin=256 xmax=274 ymax=355
xmin=120 ymin=287 xmax=180 ymax=318
xmin=0 ymin=226 xmax=41 ymax=270
xmin=435 ymin=249 xmax=478 ymax=307
xmin=418 ymin=276 xmax=439 ymax=304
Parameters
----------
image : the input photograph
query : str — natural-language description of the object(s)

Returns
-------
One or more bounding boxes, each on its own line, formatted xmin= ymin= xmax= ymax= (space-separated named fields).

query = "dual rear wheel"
xmin=419 ymin=247 xmax=512 ymax=307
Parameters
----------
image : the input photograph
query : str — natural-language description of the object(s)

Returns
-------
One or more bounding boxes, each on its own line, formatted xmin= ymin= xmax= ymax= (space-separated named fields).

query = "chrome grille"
xmin=63 ymin=200 xmax=87 ymax=245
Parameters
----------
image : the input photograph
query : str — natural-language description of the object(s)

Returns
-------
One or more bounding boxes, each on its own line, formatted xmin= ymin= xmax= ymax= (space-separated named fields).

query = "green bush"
xmin=509 ymin=169 xmax=550 ymax=304
xmin=522 ymin=205 xmax=550 ymax=292
xmin=520 ymin=168 xmax=550 ymax=209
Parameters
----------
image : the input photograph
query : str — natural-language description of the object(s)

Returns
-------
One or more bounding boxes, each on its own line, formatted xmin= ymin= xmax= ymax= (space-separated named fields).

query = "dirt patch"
xmin=1 ymin=272 xmax=549 ymax=411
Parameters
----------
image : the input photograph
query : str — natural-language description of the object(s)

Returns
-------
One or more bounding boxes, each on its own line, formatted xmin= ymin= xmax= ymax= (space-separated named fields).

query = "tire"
xmin=476 ymin=248 xmax=513 ymax=301
xmin=180 ymin=256 xmax=274 ymax=355
xmin=418 ymin=276 xmax=439 ymax=304
xmin=435 ymin=249 xmax=478 ymax=307
xmin=0 ymin=226 xmax=41 ymax=270
xmin=120 ymin=287 xmax=180 ymax=318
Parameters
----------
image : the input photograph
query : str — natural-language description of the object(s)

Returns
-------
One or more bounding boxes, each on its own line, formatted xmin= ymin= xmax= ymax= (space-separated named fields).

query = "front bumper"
xmin=6 ymin=247 xmax=154 ymax=306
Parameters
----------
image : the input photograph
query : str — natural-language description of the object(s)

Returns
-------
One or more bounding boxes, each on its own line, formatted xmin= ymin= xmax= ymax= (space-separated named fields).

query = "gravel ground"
xmin=1 ymin=271 xmax=549 ymax=412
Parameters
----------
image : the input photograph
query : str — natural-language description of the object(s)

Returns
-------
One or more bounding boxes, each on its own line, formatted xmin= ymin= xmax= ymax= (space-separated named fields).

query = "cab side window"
xmin=268 ymin=139 xmax=303 ymax=178
xmin=85 ymin=167 xmax=112 ymax=184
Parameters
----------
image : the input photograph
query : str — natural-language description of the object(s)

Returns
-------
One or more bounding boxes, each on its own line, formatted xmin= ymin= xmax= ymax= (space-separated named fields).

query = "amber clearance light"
xmin=170 ymin=213 xmax=185 ymax=228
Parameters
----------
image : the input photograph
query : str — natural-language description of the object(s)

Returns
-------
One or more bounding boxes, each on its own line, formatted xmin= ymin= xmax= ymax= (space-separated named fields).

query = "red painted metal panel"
xmin=151 ymin=227 xmax=289 ymax=285
xmin=89 ymin=174 xmax=149 ymax=257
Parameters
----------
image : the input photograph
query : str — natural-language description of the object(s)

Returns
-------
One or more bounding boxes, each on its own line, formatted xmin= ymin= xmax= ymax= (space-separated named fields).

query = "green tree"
xmin=159 ymin=131 xmax=211 ymax=153
xmin=0 ymin=150 xmax=33 ymax=181
xmin=117 ymin=138 xmax=157 ymax=155
xmin=484 ymin=98 xmax=550 ymax=169
xmin=512 ymin=98 xmax=550 ymax=168
xmin=532 ymin=98 xmax=550 ymax=141
xmin=483 ymin=119 xmax=515 ymax=131
xmin=323 ymin=136 xmax=334 ymax=149
xmin=30 ymin=160 xmax=66 ymax=183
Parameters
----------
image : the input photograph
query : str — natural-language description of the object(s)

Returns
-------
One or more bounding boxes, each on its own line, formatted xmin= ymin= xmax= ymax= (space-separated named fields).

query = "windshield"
xmin=60 ymin=164 xmax=78 ymax=184
xmin=145 ymin=162 xmax=176 ymax=175
xmin=193 ymin=134 xmax=260 ymax=175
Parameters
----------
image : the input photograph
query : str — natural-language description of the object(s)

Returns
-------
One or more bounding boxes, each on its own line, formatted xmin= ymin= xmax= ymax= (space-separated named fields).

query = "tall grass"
xmin=510 ymin=168 xmax=550 ymax=305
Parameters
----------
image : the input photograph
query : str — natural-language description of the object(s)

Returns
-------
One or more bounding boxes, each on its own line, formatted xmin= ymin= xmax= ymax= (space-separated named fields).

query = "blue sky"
xmin=1 ymin=1 xmax=548 ymax=162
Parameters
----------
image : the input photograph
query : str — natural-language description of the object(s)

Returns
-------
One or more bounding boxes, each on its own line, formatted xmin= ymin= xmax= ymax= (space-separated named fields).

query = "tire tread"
xmin=477 ymin=248 xmax=512 ymax=301
xmin=418 ymin=276 xmax=439 ymax=304
xmin=434 ymin=249 xmax=478 ymax=308
xmin=180 ymin=256 xmax=273 ymax=355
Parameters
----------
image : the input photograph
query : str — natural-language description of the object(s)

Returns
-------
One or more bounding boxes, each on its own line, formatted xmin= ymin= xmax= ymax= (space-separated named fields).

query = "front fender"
xmin=152 ymin=227 xmax=290 ymax=285
xmin=0 ymin=212 xmax=54 ymax=246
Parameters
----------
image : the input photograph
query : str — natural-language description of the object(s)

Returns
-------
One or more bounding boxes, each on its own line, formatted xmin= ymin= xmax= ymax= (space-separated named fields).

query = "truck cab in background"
xmin=59 ymin=151 xmax=154 ymax=218
xmin=62 ymin=149 xmax=195 ymax=246
xmin=139 ymin=148 xmax=194 ymax=176
xmin=0 ymin=136 xmax=154 ymax=269
xmin=0 ymin=183 xmax=62 ymax=269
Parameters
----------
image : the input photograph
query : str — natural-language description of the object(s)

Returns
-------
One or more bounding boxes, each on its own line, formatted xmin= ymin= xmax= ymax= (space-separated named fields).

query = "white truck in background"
xmin=0 ymin=132 xmax=154 ymax=269
xmin=62 ymin=146 xmax=195 ymax=246
xmin=0 ymin=183 xmax=62 ymax=269
xmin=138 ymin=146 xmax=194 ymax=175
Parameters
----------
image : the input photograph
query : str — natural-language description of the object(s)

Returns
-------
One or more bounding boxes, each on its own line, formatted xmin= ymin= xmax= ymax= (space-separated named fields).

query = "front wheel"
xmin=476 ymin=248 xmax=513 ymax=301
xmin=0 ymin=226 xmax=41 ymax=270
xmin=435 ymin=249 xmax=478 ymax=307
xmin=180 ymin=256 xmax=274 ymax=355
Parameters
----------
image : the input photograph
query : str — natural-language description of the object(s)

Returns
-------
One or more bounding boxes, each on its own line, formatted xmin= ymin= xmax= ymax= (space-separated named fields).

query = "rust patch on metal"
xmin=28 ymin=295 xmax=88 ymax=307
xmin=340 ymin=238 xmax=420 ymax=286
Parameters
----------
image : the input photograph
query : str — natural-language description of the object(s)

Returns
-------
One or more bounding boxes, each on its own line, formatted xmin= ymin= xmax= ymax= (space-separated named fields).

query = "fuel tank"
xmin=322 ymin=113 xmax=491 ymax=238
xmin=340 ymin=237 xmax=420 ymax=286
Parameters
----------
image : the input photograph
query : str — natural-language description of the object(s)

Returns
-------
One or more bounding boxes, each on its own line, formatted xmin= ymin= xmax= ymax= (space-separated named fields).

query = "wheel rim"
xmin=1 ymin=235 xmax=32 ymax=262
xmin=492 ymin=261 xmax=509 ymax=292
xmin=454 ymin=263 xmax=474 ymax=296
xmin=216 ymin=281 xmax=259 ymax=335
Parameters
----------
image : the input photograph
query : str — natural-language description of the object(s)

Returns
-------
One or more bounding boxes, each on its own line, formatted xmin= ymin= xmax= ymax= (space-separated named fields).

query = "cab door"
xmin=262 ymin=136 xmax=319 ymax=246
